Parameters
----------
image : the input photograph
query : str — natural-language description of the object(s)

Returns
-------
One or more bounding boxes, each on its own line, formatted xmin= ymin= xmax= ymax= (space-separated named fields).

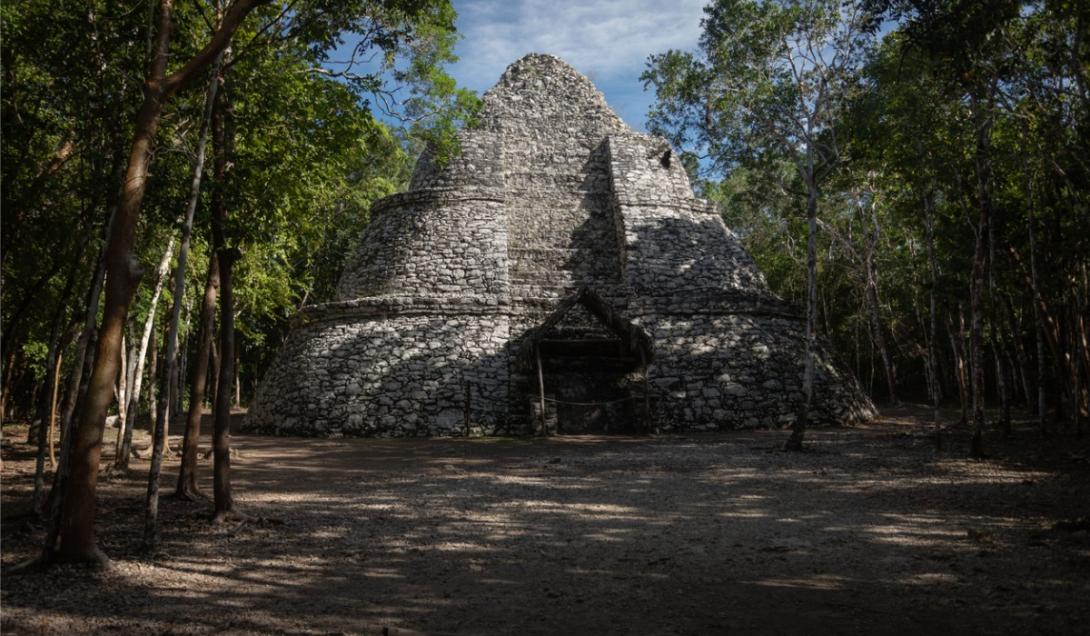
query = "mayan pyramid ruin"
xmin=246 ymin=54 xmax=875 ymax=437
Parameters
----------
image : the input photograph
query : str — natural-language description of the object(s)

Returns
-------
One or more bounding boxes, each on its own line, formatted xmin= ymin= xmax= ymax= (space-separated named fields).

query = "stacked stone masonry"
xmin=247 ymin=54 xmax=875 ymax=437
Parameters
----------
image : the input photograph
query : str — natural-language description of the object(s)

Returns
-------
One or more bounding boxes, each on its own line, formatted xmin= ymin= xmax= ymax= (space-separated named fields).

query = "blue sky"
xmin=445 ymin=0 xmax=708 ymax=130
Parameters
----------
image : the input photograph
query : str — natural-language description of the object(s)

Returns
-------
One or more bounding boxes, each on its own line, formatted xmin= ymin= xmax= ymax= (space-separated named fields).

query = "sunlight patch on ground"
xmin=747 ymin=575 xmax=849 ymax=591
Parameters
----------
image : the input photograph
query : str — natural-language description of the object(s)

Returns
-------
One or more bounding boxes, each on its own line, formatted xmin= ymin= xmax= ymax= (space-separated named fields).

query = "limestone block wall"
xmin=638 ymin=312 xmax=874 ymax=430
xmin=335 ymin=193 xmax=509 ymax=301
xmin=607 ymin=134 xmax=770 ymax=297
xmin=247 ymin=303 xmax=514 ymax=437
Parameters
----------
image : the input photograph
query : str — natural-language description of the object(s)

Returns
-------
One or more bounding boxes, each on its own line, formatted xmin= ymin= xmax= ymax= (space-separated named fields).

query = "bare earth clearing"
xmin=2 ymin=409 xmax=1089 ymax=635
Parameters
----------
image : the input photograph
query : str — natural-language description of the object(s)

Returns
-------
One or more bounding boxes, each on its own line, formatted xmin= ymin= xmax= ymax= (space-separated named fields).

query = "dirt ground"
xmin=2 ymin=408 xmax=1089 ymax=635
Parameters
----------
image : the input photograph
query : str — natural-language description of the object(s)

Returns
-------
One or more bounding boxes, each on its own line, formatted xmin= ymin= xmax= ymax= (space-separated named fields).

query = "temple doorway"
xmin=521 ymin=288 xmax=653 ymax=434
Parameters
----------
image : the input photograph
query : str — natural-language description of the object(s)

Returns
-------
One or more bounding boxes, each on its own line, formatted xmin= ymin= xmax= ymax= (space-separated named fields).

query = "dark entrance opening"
xmin=538 ymin=336 xmax=641 ymax=433
xmin=519 ymin=288 xmax=654 ymax=435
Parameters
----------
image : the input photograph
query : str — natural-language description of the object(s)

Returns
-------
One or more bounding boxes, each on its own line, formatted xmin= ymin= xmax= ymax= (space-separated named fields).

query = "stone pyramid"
xmin=246 ymin=54 xmax=874 ymax=437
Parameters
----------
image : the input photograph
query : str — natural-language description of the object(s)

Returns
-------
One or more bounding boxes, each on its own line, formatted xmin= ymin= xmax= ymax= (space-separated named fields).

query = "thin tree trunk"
xmin=176 ymin=255 xmax=219 ymax=499
xmin=988 ymin=215 xmax=1011 ymax=437
xmin=211 ymin=65 xmax=241 ymax=521
xmin=787 ymin=177 xmax=818 ymax=452
xmin=865 ymin=197 xmax=897 ymax=404
xmin=968 ymin=97 xmax=993 ymax=458
xmin=116 ymin=237 xmax=176 ymax=469
xmin=33 ymin=339 xmax=65 ymax=511
xmin=147 ymin=55 xmax=221 ymax=543
xmin=947 ymin=309 xmax=969 ymax=425
xmin=1028 ymin=195 xmax=1048 ymax=437
xmin=234 ymin=344 xmax=241 ymax=408
xmin=53 ymin=0 xmax=266 ymax=564
xmin=925 ymin=191 xmax=942 ymax=444
xmin=48 ymin=349 xmax=64 ymax=469
xmin=31 ymin=246 xmax=86 ymax=505
xmin=0 ymin=345 xmax=18 ymax=422
xmin=147 ymin=326 xmax=160 ymax=449
xmin=1004 ymin=294 xmax=1033 ymax=407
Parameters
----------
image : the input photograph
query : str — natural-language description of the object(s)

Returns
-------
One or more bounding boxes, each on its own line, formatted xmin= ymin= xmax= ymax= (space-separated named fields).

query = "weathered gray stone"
xmin=246 ymin=54 xmax=875 ymax=437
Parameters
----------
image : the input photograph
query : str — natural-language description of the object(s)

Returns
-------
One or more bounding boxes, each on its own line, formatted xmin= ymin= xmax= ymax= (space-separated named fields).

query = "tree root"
xmin=211 ymin=508 xmax=253 ymax=526
xmin=12 ymin=545 xmax=116 ymax=572
xmin=170 ymin=485 xmax=211 ymax=503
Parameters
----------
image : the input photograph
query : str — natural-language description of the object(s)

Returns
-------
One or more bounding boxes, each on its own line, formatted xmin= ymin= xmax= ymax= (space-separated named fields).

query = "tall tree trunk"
xmin=787 ymin=176 xmax=818 ymax=452
xmin=53 ymin=0 xmax=267 ymax=565
xmin=1027 ymin=195 xmax=1048 ymax=437
xmin=176 ymin=255 xmax=219 ymax=499
xmin=147 ymin=55 xmax=221 ymax=543
xmin=211 ymin=65 xmax=240 ymax=520
xmin=968 ymin=97 xmax=993 ymax=459
xmin=925 ymin=191 xmax=942 ymax=444
xmin=865 ymin=196 xmax=897 ymax=404
xmin=40 ymin=193 xmax=117 ymax=560
xmin=116 ymin=237 xmax=176 ymax=470
xmin=988 ymin=214 xmax=1011 ymax=437
xmin=212 ymin=249 xmax=239 ymax=521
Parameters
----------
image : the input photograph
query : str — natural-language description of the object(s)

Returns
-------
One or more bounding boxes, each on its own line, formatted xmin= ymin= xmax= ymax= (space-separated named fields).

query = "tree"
xmin=55 ymin=0 xmax=269 ymax=566
xmin=644 ymin=0 xmax=875 ymax=449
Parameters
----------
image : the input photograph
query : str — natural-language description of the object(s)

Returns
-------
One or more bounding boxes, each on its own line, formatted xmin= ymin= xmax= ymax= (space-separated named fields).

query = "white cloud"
xmin=450 ymin=0 xmax=706 ymax=94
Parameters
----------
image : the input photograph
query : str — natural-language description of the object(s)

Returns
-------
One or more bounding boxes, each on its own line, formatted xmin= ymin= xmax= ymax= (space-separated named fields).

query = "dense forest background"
xmin=0 ymin=0 xmax=1087 ymax=561
xmin=644 ymin=0 xmax=1089 ymax=446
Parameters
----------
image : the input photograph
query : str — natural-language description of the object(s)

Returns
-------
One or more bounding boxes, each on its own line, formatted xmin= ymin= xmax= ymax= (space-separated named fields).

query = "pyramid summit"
xmin=246 ymin=54 xmax=874 ymax=436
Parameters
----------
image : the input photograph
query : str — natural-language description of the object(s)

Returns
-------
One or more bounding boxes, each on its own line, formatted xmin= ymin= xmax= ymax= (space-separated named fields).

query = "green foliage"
xmin=648 ymin=0 xmax=1090 ymax=404
xmin=1 ymin=0 xmax=477 ymax=412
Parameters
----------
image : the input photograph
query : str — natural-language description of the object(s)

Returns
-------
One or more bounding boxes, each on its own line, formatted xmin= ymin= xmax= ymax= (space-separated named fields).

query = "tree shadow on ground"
xmin=2 ymin=414 xmax=1088 ymax=634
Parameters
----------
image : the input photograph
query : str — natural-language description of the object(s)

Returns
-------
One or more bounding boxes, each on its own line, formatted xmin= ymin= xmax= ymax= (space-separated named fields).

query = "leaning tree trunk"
xmin=116 ymin=236 xmax=176 ymax=469
xmin=53 ymin=0 xmax=268 ymax=565
xmin=787 ymin=175 xmax=818 ymax=452
xmin=146 ymin=55 xmax=221 ymax=543
xmin=176 ymin=255 xmax=218 ymax=499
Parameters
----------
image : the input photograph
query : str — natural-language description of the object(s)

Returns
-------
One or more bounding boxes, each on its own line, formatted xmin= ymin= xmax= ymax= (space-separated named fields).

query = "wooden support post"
xmin=463 ymin=378 xmax=471 ymax=437
xmin=640 ymin=350 xmax=651 ymax=433
xmin=536 ymin=345 xmax=547 ymax=436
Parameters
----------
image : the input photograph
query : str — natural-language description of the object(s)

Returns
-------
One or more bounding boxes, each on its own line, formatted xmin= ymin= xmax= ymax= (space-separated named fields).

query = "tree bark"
xmin=116 ymin=236 xmax=176 ymax=469
xmin=968 ymin=96 xmax=992 ymax=459
xmin=924 ymin=191 xmax=942 ymax=444
xmin=54 ymin=0 xmax=267 ymax=564
xmin=988 ymin=220 xmax=1011 ymax=437
xmin=147 ymin=55 xmax=221 ymax=542
xmin=176 ymin=255 xmax=218 ymax=499
xmin=48 ymin=348 xmax=64 ymax=469
xmin=1028 ymin=202 xmax=1048 ymax=437
xmin=864 ymin=196 xmax=897 ymax=404
xmin=211 ymin=66 xmax=240 ymax=521
xmin=947 ymin=308 xmax=969 ymax=425
xmin=787 ymin=176 xmax=818 ymax=452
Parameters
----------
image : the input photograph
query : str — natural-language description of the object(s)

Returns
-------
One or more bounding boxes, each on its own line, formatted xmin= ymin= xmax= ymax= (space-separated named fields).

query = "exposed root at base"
xmin=170 ymin=486 xmax=211 ymax=503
